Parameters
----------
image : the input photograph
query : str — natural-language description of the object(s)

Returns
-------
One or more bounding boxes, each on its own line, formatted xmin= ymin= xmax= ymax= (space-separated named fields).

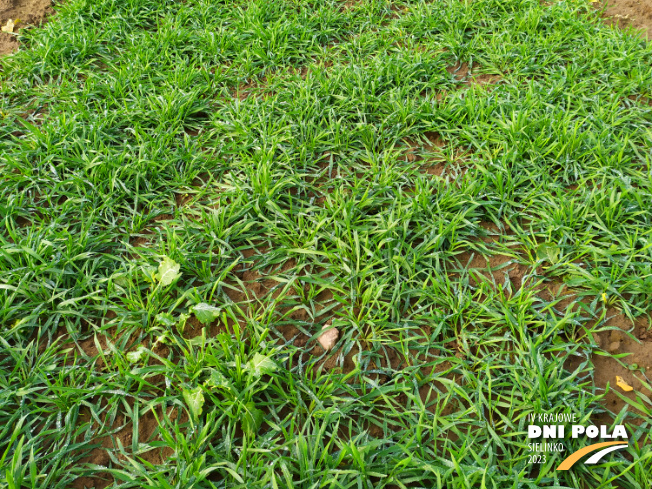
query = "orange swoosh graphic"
xmin=556 ymin=441 xmax=628 ymax=470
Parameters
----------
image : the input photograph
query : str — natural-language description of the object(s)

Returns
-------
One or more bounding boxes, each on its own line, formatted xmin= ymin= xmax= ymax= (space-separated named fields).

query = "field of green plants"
xmin=1 ymin=0 xmax=652 ymax=487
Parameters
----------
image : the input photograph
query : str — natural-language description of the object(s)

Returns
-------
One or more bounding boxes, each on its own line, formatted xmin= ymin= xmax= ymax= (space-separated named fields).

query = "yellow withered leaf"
xmin=1 ymin=19 xmax=15 ymax=33
xmin=616 ymin=376 xmax=634 ymax=392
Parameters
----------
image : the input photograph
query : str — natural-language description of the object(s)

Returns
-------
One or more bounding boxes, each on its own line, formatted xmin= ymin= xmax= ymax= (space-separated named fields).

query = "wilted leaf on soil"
xmin=141 ymin=265 xmax=158 ymax=283
xmin=245 ymin=352 xmax=277 ymax=377
xmin=156 ymin=312 xmax=176 ymax=327
xmin=126 ymin=346 xmax=147 ymax=363
xmin=1 ymin=19 xmax=15 ymax=33
xmin=204 ymin=370 xmax=230 ymax=389
xmin=183 ymin=386 xmax=205 ymax=421
xmin=191 ymin=303 xmax=221 ymax=325
xmin=616 ymin=376 xmax=634 ymax=392
xmin=241 ymin=401 xmax=264 ymax=437
xmin=155 ymin=256 xmax=182 ymax=286
xmin=536 ymin=243 xmax=560 ymax=264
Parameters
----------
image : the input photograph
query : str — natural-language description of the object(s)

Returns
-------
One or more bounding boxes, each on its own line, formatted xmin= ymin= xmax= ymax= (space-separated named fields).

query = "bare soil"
xmin=0 ymin=0 xmax=52 ymax=55
xmin=72 ymin=405 xmax=184 ymax=489
xmin=567 ymin=311 xmax=652 ymax=421
xmin=448 ymin=222 xmax=652 ymax=421
xmin=600 ymin=0 xmax=652 ymax=39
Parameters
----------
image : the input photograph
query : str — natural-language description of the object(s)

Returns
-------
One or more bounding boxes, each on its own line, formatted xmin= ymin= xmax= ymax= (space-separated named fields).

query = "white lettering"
xmin=543 ymin=425 xmax=557 ymax=439
xmin=572 ymin=425 xmax=584 ymax=438
xmin=613 ymin=425 xmax=627 ymax=438
xmin=600 ymin=425 xmax=612 ymax=438
xmin=528 ymin=425 xmax=542 ymax=438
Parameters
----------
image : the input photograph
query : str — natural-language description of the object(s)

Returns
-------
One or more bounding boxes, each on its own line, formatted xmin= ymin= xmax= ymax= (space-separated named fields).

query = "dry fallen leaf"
xmin=1 ymin=19 xmax=15 ymax=33
xmin=318 ymin=322 xmax=339 ymax=351
xmin=616 ymin=376 xmax=634 ymax=392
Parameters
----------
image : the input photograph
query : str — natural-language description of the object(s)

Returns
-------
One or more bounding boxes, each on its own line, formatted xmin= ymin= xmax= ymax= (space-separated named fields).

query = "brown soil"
xmin=454 ymin=239 xmax=527 ymax=293
xmin=404 ymin=131 xmax=446 ymax=165
xmin=594 ymin=314 xmax=652 ymax=413
xmin=72 ymin=404 xmax=184 ymax=489
xmin=599 ymin=0 xmax=652 ymax=39
xmin=446 ymin=62 xmax=503 ymax=89
xmin=0 ymin=0 xmax=53 ymax=55
xmin=450 ymin=221 xmax=527 ymax=291
xmin=536 ymin=279 xmax=652 ymax=420
xmin=403 ymin=130 xmax=474 ymax=185
xmin=449 ymin=224 xmax=652 ymax=422
xmin=567 ymin=311 xmax=652 ymax=421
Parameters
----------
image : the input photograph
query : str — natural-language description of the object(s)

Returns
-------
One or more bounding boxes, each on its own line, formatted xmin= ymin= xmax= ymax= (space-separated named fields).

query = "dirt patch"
xmin=0 ymin=0 xmax=53 ymax=55
xmin=599 ymin=0 xmax=652 ymax=39
xmin=340 ymin=0 xmax=363 ymax=12
xmin=450 ymin=221 xmax=528 ymax=292
xmin=420 ymin=61 xmax=502 ymax=101
xmin=222 ymin=246 xmax=282 ymax=305
xmin=72 ymin=404 xmax=183 ymax=489
xmin=403 ymin=131 xmax=445 ymax=164
xmin=232 ymin=78 xmax=262 ymax=101
xmin=446 ymin=61 xmax=470 ymax=82
xmin=586 ymin=312 xmax=652 ymax=419
xmin=127 ymin=213 xmax=176 ymax=250
xmin=446 ymin=62 xmax=502 ymax=88
xmin=402 ymin=131 xmax=475 ymax=184
xmin=450 ymin=230 xmax=652 ymax=421
xmin=545 ymin=289 xmax=652 ymax=420
xmin=230 ymin=73 xmax=280 ymax=101
xmin=181 ymin=313 xmax=228 ymax=340
xmin=461 ymin=251 xmax=530 ymax=291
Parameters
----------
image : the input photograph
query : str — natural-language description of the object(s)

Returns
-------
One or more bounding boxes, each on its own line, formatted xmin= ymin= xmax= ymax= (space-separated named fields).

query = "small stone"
xmin=318 ymin=323 xmax=339 ymax=351
xmin=607 ymin=341 xmax=620 ymax=353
